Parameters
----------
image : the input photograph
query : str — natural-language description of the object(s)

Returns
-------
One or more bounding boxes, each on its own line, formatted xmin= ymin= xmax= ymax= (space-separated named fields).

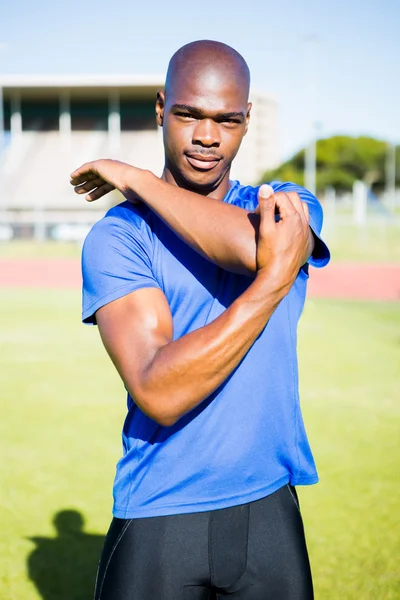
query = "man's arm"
xmin=71 ymin=161 xmax=315 ymax=277
xmin=98 ymin=274 xmax=284 ymax=426
xmin=95 ymin=190 xmax=310 ymax=427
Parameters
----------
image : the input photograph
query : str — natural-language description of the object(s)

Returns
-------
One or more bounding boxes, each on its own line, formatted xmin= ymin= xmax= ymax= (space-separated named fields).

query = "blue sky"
xmin=1 ymin=0 xmax=399 ymax=160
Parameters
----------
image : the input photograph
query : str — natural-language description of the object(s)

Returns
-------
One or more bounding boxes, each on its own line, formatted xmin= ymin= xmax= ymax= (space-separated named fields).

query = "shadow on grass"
xmin=27 ymin=510 xmax=105 ymax=600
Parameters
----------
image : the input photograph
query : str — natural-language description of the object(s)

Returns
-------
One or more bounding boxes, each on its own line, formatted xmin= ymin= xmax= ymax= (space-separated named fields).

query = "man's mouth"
xmin=185 ymin=153 xmax=221 ymax=171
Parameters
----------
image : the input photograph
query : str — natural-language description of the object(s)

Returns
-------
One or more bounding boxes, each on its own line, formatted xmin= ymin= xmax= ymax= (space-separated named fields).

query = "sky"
xmin=1 ymin=0 xmax=399 ymax=161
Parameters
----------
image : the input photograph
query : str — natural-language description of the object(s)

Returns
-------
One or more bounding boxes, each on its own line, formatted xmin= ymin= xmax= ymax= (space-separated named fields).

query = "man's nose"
xmin=192 ymin=119 xmax=221 ymax=147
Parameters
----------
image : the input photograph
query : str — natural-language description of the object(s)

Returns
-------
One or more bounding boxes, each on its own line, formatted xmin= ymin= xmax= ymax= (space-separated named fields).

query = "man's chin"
xmin=180 ymin=168 xmax=226 ymax=194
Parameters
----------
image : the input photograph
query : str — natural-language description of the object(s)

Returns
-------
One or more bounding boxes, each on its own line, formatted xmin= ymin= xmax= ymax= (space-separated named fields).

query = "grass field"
xmin=323 ymin=221 xmax=400 ymax=262
xmin=1 ymin=290 xmax=399 ymax=599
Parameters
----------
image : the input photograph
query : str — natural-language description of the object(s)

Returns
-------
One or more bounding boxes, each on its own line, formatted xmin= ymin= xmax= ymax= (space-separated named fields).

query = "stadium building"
xmin=0 ymin=75 xmax=279 ymax=240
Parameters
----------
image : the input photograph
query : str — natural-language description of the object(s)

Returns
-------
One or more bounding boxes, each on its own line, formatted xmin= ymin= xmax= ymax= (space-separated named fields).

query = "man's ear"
xmin=156 ymin=90 xmax=165 ymax=127
xmin=244 ymin=102 xmax=252 ymax=136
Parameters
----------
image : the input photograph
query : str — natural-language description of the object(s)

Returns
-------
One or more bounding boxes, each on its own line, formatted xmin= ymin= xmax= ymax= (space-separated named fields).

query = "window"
xmin=21 ymin=99 xmax=59 ymax=131
xmin=120 ymin=100 xmax=156 ymax=131
xmin=70 ymin=99 xmax=108 ymax=131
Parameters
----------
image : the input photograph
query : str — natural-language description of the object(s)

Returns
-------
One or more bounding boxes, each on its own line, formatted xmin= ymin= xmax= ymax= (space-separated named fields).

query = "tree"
xmin=260 ymin=136 xmax=400 ymax=194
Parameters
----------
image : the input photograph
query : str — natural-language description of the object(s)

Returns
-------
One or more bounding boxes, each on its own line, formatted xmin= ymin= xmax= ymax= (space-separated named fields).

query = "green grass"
xmin=298 ymin=299 xmax=400 ymax=598
xmin=0 ymin=241 xmax=81 ymax=259
xmin=0 ymin=290 xmax=399 ymax=599
xmin=0 ymin=290 xmax=125 ymax=600
xmin=323 ymin=221 xmax=400 ymax=262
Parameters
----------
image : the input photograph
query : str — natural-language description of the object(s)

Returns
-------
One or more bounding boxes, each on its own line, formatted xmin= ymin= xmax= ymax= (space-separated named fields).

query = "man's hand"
xmin=70 ymin=159 xmax=142 ymax=203
xmin=255 ymin=184 xmax=312 ymax=287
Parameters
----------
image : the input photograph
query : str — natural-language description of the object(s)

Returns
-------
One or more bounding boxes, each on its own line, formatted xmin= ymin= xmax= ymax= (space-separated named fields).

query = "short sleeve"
xmin=82 ymin=215 xmax=160 ymax=325
xmin=269 ymin=181 xmax=330 ymax=268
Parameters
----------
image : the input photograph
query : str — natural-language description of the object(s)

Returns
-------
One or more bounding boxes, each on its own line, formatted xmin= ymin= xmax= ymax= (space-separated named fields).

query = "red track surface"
xmin=0 ymin=259 xmax=399 ymax=301
xmin=307 ymin=263 xmax=400 ymax=301
xmin=0 ymin=259 xmax=82 ymax=289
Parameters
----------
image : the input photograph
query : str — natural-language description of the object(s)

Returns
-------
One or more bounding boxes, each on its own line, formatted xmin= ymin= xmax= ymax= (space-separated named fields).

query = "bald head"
xmin=165 ymin=40 xmax=250 ymax=101
xmin=157 ymin=40 xmax=252 ymax=196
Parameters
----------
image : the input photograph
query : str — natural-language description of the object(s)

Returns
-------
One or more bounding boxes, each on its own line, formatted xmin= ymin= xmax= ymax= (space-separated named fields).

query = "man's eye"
xmin=177 ymin=113 xmax=194 ymax=119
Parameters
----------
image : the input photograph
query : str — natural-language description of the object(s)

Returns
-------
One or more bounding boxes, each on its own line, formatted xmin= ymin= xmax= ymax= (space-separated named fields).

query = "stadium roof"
xmin=0 ymin=74 xmax=165 ymax=87
xmin=0 ymin=75 xmax=165 ymax=99
xmin=0 ymin=75 xmax=277 ymax=104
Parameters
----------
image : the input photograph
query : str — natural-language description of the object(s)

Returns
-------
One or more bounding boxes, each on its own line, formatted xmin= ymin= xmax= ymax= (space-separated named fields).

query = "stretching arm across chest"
xmin=132 ymin=171 xmax=314 ymax=276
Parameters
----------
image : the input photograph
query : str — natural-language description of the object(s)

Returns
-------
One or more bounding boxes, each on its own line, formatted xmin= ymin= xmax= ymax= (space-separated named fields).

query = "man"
xmin=70 ymin=40 xmax=330 ymax=600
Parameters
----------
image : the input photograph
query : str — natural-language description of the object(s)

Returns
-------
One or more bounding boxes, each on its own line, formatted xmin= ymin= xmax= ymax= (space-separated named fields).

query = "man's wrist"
xmin=255 ymin=262 xmax=295 ymax=299
xmin=232 ymin=268 xmax=289 ymax=327
xmin=123 ymin=167 xmax=154 ymax=200
xmin=117 ymin=163 xmax=145 ymax=198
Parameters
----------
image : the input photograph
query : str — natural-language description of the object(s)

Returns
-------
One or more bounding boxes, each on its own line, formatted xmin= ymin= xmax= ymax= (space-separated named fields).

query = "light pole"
xmin=385 ymin=142 xmax=396 ymax=211
xmin=304 ymin=35 xmax=319 ymax=196
xmin=305 ymin=127 xmax=317 ymax=196
xmin=0 ymin=43 xmax=6 ymax=157
xmin=0 ymin=43 xmax=7 ymax=233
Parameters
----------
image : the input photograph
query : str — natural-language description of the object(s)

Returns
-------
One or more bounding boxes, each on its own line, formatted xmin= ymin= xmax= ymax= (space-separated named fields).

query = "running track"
xmin=0 ymin=259 xmax=399 ymax=301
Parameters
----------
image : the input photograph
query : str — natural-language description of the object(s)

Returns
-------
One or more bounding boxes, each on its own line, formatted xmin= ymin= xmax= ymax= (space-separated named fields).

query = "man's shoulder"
xmin=82 ymin=201 xmax=156 ymax=261
xmin=87 ymin=201 xmax=153 ymax=240
xmin=104 ymin=200 xmax=152 ymax=229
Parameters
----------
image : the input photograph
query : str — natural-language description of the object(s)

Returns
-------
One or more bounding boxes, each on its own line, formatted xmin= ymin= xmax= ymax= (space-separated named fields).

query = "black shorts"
xmin=94 ymin=483 xmax=313 ymax=599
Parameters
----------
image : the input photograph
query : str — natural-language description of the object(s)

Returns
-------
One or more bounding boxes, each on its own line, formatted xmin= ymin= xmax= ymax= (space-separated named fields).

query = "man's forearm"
xmin=129 ymin=269 xmax=290 ymax=426
xmin=131 ymin=170 xmax=258 ymax=276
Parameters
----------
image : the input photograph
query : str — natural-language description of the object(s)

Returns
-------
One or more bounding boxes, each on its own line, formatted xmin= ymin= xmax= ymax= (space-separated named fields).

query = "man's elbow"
xmin=148 ymin=405 xmax=180 ymax=427
xmin=156 ymin=414 xmax=180 ymax=427
xmin=129 ymin=386 xmax=181 ymax=427
xmin=138 ymin=402 xmax=180 ymax=427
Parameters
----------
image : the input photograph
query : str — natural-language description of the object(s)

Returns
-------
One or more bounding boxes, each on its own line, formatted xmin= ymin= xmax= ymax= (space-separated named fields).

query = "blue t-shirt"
xmin=82 ymin=180 xmax=330 ymax=519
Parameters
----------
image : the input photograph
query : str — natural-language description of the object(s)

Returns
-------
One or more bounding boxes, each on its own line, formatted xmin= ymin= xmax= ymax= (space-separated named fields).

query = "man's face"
xmin=157 ymin=65 xmax=251 ymax=193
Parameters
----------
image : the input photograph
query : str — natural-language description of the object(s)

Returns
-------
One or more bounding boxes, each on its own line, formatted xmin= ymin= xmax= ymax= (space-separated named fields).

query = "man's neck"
xmin=161 ymin=166 xmax=232 ymax=201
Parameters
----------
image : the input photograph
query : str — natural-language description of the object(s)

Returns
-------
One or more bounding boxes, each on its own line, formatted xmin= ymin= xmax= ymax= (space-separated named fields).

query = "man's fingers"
xmin=258 ymin=184 xmax=274 ymax=199
xmin=85 ymin=183 xmax=114 ymax=202
xmin=74 ymin=177 xmax=107 ymax=194
xmin=70 ymin=161 xmax=98 ymax=179
xmin=282 ymin=193 xmax=313 ymax=261
xmin=286 ymin=192 xmax=309 ymax=225
xmin=70 ymin=172 xmax=99 ymax=186
xmin=274 ymin=192 xmax=297 ymax=220
xmin=257 ymin=184 xmax=275 ymax=224
xmin=302 ymin=201 xmax=310 ymax=223
xmin=286 ymin=192 xmax=303 ymax=217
